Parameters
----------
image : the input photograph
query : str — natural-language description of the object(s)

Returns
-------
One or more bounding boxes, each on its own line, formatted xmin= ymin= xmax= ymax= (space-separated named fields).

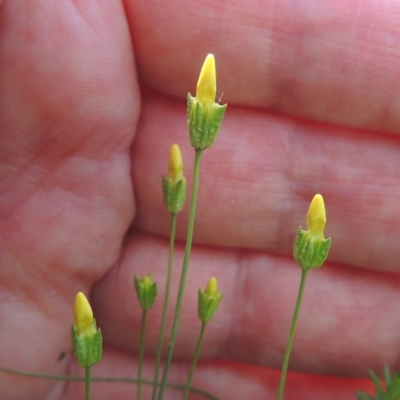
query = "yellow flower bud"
xmin=168 ymin=144 xmax=183 ymax=183
xmin=74 ymin=292 xmax=93 ymax=335
xmin=142 ymin=275 xmax=152 ymax=285
xmin=198 ymin=277 xmax=223 ymax=323
xmin=293 ymin=194 xmax=331 ymax=271
xmin=163 ymin=144 xmax=187 ymax=213
xmin=196 ymin=54 xmax=216 ymax=107
xmin=205 ymin=277 xmax=218 ymax=296
xmin=188 ymin=54 xmax=226 ymax=150
xmin=134 ymin=274 xmax=157 ymax=311
xmin=306 ymin=194 xmax=327 ymax=236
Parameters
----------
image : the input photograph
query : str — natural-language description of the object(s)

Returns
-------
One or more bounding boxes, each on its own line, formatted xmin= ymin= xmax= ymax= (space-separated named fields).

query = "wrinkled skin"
xmin=1 ymin=0 xmax=400 ymax=399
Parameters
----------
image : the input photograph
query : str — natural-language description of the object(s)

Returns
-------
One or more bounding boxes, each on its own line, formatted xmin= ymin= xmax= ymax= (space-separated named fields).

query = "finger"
xmin=92 ymin=232 xmax=400 ymax=378
xmin=62 ymin=348 xmax=375 ymax=400
xmin=126 ymin=0 xmax=400 ymax=133
xmin=131 ymin=90 xmax=400 ymax=272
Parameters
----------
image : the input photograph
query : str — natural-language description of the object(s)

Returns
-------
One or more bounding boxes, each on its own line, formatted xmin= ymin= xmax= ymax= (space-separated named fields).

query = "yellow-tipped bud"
xmin=134 ymin=274 xmax=157 ymax=311
xmin=205 ymin=277 xmax=218 ymax=296
xmin=293 ymin=194 xmax=331 ymax=271
xmin=168 ymin=144 xmax=183 ymax=183
xmin=306 ymin=194 xmax=327 ymax=236
xmin=163 ymin=144 xmax=187 ymax=213
xmin=72 ymin=292 xmax=103 ymax=367
xmin=196 ymin=54 xmax=216 ymax=106
xmin=74 ymin=292 xmax=93 ymax=335
xmin=187 ymin=54 xmax=227 ymax=150
xmin=198 ymin=277 xmax=224 ymax=323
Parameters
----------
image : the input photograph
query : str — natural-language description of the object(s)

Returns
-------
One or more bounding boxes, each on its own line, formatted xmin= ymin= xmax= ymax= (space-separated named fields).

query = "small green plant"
xmin=356 ymin=366 xmax=400 ymax=400
xmin=277 ymin=194 xmax=331 ymax=400
xmin=134 ymin=274 xmax=157 ymax=400
xmin=183 ymin=277 xmax=224 ymax=400
xmin=71 ymin=292 xmax=103 ymax=400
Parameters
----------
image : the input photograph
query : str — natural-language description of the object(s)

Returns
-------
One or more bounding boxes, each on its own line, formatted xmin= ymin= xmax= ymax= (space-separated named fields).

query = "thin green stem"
xmin=138 ymin=309 xmax=148 ymax=400
xmin=85 ymin=367 xmax=91 ymax=400
xmin=277 ymin=269 xmax=308 ymax=400
xmin=151 ymin=212 xmax=178 ymax=400
xmin=0 ymin=366 xmax=221 ymax=400
xmin=157 ymin=149 xmax=203 ymax=400
xmin=183 ymin=322 xmax=207 ymax=400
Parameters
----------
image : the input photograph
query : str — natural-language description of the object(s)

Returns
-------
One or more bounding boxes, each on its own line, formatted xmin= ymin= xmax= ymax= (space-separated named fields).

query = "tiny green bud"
xmin=293 ymin=194 xmax=332 ymax=271
xmin=134 ymin=274 xmax=157 ymax=311
xmin=187 ymin=54 xmax=227 ymax=151
xmin=163 ymin=144 xmax=187 ymax=214
xmin=71 ymin=292 xmax=102 ymax=368
xmin=198 ymin=277 xmax=224 ymax=324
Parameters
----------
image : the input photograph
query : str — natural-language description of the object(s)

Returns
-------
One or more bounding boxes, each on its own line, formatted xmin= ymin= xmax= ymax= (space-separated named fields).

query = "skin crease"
xmin=0 ymin=0 xmax=400 ymax=398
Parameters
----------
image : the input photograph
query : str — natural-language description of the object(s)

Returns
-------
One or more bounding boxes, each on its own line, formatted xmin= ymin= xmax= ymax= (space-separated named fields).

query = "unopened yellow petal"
xmin=306 ymin=194 xmax=327 ymax=236
xmin=168 ymin=144 xmax=183 ymax=182
xmin=196 ymin=54 xmax=216 ymax=106
xmin=205 ymin=277 xmax=218 ymax=296
xmin=74 ymin=292 xmax=93 ymax=334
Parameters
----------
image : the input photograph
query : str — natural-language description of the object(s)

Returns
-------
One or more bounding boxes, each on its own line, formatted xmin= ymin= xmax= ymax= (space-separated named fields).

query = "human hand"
xmin=1 ymin=1 xmax=399 ymax=399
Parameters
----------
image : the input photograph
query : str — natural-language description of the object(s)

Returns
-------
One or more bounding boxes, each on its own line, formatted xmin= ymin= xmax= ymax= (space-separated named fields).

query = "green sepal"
xmin=198 ymin=289 xmax=224 ymax=324
xmin=162 ymin=176 xmax=187 ymax=214
xmin=187 ymin=93 xmax=227 ymax=151
xmin=134 ymin=274 xmax=157 ymax=311
xmin=71 ymin=320 xmax=102 ymax=368
xmin=293 ymin=227 xmax=331 ymax=271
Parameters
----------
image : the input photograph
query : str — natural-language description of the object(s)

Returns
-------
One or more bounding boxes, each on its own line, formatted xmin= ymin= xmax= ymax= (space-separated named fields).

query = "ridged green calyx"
xmin=162 ymin=144 xmax=187 ymax=214
xmin=71 ymin=292 xmax=102 ymax=368
xmin=187 ymin=54 xmax=227 ymax=150
xmin=198 ymin=277 xmax=224 ymax=323
xmin=134 ymin=274 xmax=157 ymax=311
xmin=293 ymin=194 xmax=331 ymax=271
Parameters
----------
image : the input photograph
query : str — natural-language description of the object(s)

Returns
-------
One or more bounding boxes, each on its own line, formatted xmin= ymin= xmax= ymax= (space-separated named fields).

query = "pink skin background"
xmin=1 ymin=0 xmax=400 ymax=398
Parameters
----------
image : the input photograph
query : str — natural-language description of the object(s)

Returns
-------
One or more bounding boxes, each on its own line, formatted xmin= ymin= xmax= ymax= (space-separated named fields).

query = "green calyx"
xmin=162 ymin=176 xmax=187 ymax=214
xmin=71 ymin=320 xmax=102 ymax=368
xmin=134 ymin=274 xmax=157 ymax=311
xmin=187 ymin=93 xmax=227 ymax=151
xmin=293 ymin=227 xmax=331 ymax=271
xmin=198 ymin=288 xmax=224 ymax=324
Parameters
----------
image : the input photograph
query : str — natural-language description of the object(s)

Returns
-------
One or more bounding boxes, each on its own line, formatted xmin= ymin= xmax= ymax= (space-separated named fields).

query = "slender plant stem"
xmin=151 ymin=212 xmax=178 ymax=400
xmin=157 ymin=149 xmax=203 ymax=400
xmin=183 ymin=322 xmax=207 ymax=400
xmin=277 ymin=269 xmax=308 ymax=400
xmin=138 ymin=309 xmax=148 ymax=400
xmin=85 ymin=367 xmax=91 ymax=400
xmin=0 ymin=366 xmax=221 ymax=400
